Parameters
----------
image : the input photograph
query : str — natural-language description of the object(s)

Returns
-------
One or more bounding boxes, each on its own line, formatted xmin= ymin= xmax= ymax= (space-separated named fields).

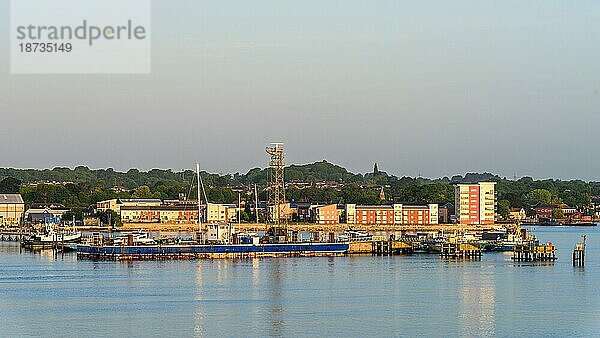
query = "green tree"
xmin=98 ymin=210 xmax=121 ymax=227
xmin=239 ymin=210 xmax=249 ymax=222
xmin=132 ymin=185 xmax=154 ymax=199
xmin=498 ymin=200 xmax=511 ymax=219
xmin=0 ymin=177 xmax=22 ymax=194
xmin=552 ymin=208 xmax=564 ymax=220
xmin=62 ymin=208 xmax=84 ymax=223
xmin=524 ymin=189 xmax=552 ymax=205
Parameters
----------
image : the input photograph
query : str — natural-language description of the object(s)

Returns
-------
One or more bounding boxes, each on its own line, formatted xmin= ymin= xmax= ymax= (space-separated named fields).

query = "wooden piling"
xmin=440 ymin=242 xmax=482 ymax=259
xmin=513 ymin=241 xmax=556 ymax=262
xmin=573 ymin=235 xmax=586 ymax=267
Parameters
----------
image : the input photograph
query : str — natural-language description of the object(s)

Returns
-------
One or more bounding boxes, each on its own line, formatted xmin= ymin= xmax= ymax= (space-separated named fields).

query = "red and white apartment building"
xmin=346 ymin=203 xmax=438 ymax=225
xmin=454 ymin=182 xmax=496 ymax=225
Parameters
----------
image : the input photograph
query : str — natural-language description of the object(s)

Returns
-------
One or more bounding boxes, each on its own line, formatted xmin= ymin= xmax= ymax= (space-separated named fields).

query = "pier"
xmin=512 ymin=242 xmax=557 ymax=262
xmin=76 ymin=242 xmax=349 ymax=260
xmin=370 ymin=240 xmax=414 ymax=255
xmin=440 ymin=242 xmax=482 ymax=259
xmin=573 ymin=235 xmax=586 ymax=267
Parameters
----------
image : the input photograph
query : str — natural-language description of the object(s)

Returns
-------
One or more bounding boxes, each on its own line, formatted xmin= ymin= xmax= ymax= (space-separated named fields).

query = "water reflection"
xmin=1 ymin=228 xmax=598 ymax=337
xmin=250 ymin=258 xmax=261 ymax=334
xmin=194 ymin=261 xmax=204 ymax=337
xmin=19 ymin=246 xmax=78 ymax=262
xmin=252 ymin=258 xmax=260 ymax=286
xmin=327 ymin=256 xmax=335 ymax=274
xmin=458 ymin=267 xmax=496 ymax=337
xmin=267 ymin=259 xmax=285 ymax=337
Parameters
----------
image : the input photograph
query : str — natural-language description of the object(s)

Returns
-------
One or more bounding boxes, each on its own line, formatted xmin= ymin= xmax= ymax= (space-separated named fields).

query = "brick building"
xmin=535 ymin=206 xmax=554 ymax=220
xmin=120 ymin=205 xmax=201 ymax=223
xmin=346 ymin=203 xmax=438 ymax=225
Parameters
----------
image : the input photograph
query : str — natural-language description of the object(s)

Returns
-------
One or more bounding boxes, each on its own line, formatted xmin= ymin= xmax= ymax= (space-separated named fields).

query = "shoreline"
xmin=108 ymin=222 xmax=508 ymax=233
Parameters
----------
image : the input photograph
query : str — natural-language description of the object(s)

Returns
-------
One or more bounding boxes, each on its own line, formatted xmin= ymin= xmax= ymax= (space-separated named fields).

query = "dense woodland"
xmin=1 ymin=161 xmax=599 ymax=219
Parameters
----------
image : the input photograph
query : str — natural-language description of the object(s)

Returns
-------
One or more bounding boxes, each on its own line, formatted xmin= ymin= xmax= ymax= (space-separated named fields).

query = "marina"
xmin=4 ymin=1 xmax=600 ymax=336
xmin=1 ymin=226 xmax=598 ymax=337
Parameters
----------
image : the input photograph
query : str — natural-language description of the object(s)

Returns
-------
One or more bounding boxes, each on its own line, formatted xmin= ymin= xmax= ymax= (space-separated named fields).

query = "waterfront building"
xmin=561 ymin=206 xmax=578 ymax=216
xmin=206 ymin=203 xmax=240 ymax=223
xmin=509 ymin=208 xmax=527 ymax=221
xmin=394 ymin=204 xmax=439 ymax=225
xmin=535 ymin=205 xmax=554 ymax=220
xmin=0 ymin=194 xmax=25 ymax=226
xmin=346 ymin=203 xmax=438 ymax=225
xmin=120 ymin=205 xmax=200 ymax=223
xmin=291 ymin=202 xmax=311 ymax=222
xmin=454 ymin=182 xmax=496 ymax=225
xmin=355 ymin=205 xmax=394 ymax=224
xmin=266 ymin=203 xmax=295 ymax=222
xmin=310 ymin=204 xmax=339 ymax=224
xmin=346 ymin=204 xmax=356 ymax=224
xmin=25 ymin=206 xmax=69 ymax=223
xmin=96 ymin=198 xmax=162 ymax=213
xmin=438 ymin=202 xmax=454 ymax=224
xmin=206 ymin=203 xmax=228 ymax=223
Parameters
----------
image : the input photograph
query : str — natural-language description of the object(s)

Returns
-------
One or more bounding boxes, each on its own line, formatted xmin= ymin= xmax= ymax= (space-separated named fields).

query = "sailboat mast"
xmin=254 ymin=184 xmax=259 ymax=225
xmin=196 ymin=163 xmax=202 ymax=232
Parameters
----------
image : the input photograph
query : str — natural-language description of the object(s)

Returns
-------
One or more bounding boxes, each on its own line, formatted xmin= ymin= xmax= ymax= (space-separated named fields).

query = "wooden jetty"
xmin=440 ymin=242 xmax=482 ymax=259
xmin=512 ymin=242 xmax=556 ymax=262
xmin=370 ymin=240 xmax=414 ymax=255
xmin=573 ymin=235 xmax=586 ymax=267
xmin=76 ymin=242 xmax=349 ymax=260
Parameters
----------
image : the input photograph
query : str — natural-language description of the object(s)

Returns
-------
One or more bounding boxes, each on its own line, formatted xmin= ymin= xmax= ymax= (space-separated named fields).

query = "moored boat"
xmin=22 ymin=223 xmax=82 ymax=248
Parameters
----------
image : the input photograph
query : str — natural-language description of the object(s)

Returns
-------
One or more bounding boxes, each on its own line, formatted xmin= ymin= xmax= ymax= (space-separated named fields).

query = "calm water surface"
xmin=1 ymin=227 xmax=599 ymax=337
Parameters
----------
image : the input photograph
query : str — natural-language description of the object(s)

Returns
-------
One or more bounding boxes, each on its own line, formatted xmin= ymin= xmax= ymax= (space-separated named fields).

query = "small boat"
xmin=338 ymin=229 xmax=372 ymax=242
xmin=113 ymin=231 xmax=157 ymax=245
xmin=22 ymin=223 xmax=82 ymax=248
xmin=561 ymin=222 xmax=597 ymax=227
xmin=482 ymin=234 xmax=522 ymax=252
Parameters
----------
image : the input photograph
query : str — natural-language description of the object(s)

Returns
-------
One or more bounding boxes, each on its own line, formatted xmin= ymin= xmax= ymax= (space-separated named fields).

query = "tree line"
xmin=1 ymin=162 xmax=599 ymax=219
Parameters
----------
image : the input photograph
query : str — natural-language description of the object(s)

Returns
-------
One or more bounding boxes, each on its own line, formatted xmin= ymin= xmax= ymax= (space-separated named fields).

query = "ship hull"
xmin=77 ymin=243 xmax=349 ymax=260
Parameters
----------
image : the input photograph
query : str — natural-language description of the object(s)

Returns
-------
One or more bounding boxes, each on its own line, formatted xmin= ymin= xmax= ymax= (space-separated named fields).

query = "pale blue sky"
xmin=1 ymin=1 xmax=599 ymax=179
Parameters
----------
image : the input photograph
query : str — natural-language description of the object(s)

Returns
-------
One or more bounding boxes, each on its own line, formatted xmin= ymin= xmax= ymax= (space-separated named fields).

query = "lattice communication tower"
xmin=266 ymin=143 xmax=285 ymax=226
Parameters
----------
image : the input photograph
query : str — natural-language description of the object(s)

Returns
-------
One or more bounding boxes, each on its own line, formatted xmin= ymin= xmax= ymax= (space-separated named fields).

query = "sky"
xmin=1 ymin=1 xmax=599 ymax=180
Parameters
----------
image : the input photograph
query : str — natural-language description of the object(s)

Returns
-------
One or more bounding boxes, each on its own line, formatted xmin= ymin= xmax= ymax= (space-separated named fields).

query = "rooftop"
xmin=0 ymin=194 xmax=24 ymax=204
xmin=401 ymin=205 xmax=430 ymax=209
xmin=120 ymin=205 xmax=203 ymax=211
xmin=356 ymin=205 xmax=394 ymax=209
xmin=118 ymin=198 xmax=162 ymax=204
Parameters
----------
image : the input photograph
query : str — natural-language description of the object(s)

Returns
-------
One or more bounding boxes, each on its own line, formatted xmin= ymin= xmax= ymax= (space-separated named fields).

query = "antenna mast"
xmin=265 ymin=143 xmax=286 ymax=236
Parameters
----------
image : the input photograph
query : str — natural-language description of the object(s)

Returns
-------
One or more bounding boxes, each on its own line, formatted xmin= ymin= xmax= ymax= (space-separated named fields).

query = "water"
xmin=1 ymin=227 xmax=599 ymax=337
